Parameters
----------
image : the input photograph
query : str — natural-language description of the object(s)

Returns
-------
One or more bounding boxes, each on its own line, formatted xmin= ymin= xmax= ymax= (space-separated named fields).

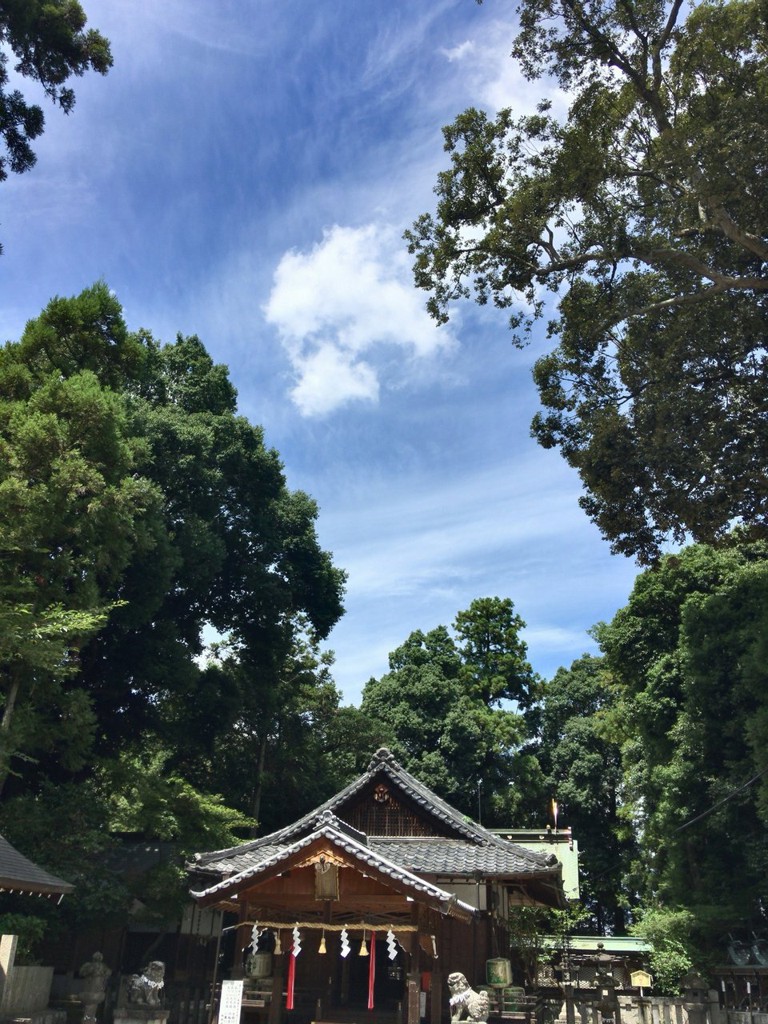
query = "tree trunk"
xmin=0 ymin=668 xmax=22 ymax=798
xmin=250 ymin=729 xmax=269 ymax=833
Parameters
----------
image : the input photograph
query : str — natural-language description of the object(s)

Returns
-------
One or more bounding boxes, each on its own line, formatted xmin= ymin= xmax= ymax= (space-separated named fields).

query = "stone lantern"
xmin=594 ymin=944 xmax=621 ymax=1024
xmin=682 ymin=971 xmax=709 ymax=1024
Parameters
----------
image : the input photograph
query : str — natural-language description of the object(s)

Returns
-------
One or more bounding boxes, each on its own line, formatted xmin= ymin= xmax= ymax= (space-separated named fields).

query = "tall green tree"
xmin=0 ymin=294 xmax=167 ymax=788
xmin=407 ymin=0 xmax=768 ymax=562
xmin=188 ymin=620 xmax=346 ymax=834
xmin=597 ymin=539 xmax=768 ymax=954
xmin=361 ymin=599 xmax=539 ymax=824
xmin=455 ymin=596 xmax=538 ymax=708
xmin=0 ymin=1 xmax=111 ymax=182
xmin=0 ymin=283 xmax=346 ymax=801
xmin=529 ymin=654 xmax=634 ymax=933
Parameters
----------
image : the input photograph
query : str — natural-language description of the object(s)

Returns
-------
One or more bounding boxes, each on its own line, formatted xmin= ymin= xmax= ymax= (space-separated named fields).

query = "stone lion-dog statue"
xmin=127 ymin=961 xmax=165 ymax=1007
xmin=447 ymin=972 xmax=490 ymax=1024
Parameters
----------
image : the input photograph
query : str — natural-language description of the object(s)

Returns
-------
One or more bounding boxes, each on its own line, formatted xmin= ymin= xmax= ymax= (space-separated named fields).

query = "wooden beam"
xmin=244 ymin=894 xmax=412 ymax=907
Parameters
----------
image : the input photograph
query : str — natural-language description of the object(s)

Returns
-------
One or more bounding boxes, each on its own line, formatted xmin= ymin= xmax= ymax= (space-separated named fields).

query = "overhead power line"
xmin=676 ymin=765 xmax=768 ymax=832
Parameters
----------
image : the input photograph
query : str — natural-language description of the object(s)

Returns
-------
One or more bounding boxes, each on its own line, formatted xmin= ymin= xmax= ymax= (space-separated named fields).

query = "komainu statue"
xmin=127 ymin=961 xmax=165 ymax=1007
xmin=447 ymin=972 xmax=490 ymax=1023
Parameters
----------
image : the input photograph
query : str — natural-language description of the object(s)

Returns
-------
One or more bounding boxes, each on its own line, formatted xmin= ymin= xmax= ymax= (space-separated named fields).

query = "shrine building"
xmin=187 ymin=748 xmax=566 ymax=1024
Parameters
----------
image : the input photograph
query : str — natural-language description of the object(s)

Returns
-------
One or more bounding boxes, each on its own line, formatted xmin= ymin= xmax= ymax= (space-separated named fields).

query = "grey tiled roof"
xmin=191 ymin=812 xmax=476 ymax=921
xmin=368 ymin=838 xmax=555 ymax=877
xmin=0 ymin=834 xmax=74 ymax=898
xmin=199 ymin=843 xmax=286 ymax=877
xmin=192 ymin=748 xmax=556 ymax=880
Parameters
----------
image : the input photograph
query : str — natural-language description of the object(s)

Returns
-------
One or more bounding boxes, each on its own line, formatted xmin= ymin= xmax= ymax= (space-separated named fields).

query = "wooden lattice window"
xmin=341 ymin=782 xmax=451 ymax=837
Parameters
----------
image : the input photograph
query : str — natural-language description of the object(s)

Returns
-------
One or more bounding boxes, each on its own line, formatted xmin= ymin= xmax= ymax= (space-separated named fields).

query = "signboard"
xmin=219 ymin=979 xmax=244 ymax=1024
xmin=630 ymin=971 xmax=653 ymax=989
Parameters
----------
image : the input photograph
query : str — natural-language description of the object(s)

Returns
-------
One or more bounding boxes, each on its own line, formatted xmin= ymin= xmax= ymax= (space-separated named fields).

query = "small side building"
xmin=0 ymin=832 xmax=74 ymax=1024
xmin=188 ymin=748 xmax=565 ymax=1024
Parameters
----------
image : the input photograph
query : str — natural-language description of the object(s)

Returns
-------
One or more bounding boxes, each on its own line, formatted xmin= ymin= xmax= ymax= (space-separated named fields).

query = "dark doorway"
xmin=336 ymin=933 xmax=406 ymax=1013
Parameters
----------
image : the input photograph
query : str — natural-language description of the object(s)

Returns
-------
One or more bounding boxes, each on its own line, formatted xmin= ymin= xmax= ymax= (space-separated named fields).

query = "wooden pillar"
xmin=268 ymin=950 xmax=284 ymax=1024
xmin=407 ymin=973 xmax=421 ymax=1024
xmin=232 ymin=898 xmax=249 ymax=979
xmin=431 ymin=914 xmax=443 ymax=1024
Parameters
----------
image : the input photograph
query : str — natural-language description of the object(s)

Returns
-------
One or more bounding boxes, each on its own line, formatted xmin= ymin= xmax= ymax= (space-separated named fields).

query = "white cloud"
xmin=331 ymin=461 xmax=584 ymax=602
xmin=440 ymin=18 xmax=569 ymax=118
xmin=523 ymin=625 xmax=597 ymax=652
xmin=264 ymin=224 xmax=456 ymax=416
xmin=99 ymin=0 xmax=277 ymax=59
xmin=290 ymin=344 xmax=379 ymax=417
xmin=442 ymin=40 xmax=476 ymax=63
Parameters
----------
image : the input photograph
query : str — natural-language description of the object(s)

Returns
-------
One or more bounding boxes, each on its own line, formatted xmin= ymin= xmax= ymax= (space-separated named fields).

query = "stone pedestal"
xmin=114 ymin=1007 xmax=170 ymax=1024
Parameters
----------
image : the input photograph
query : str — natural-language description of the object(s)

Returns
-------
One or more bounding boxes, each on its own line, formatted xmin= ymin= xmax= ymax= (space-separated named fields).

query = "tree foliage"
xmin=0 ymin=283 xmax=345 ymax=794
xmin=0 ymin=293 xmax=166 ymax=786
xmin=188 ymin=619 xmax=380 ymax=835
xmin=407 ymin=0 xmax=768 ymax=562
xmin=0 ymin=283 xmax=347 ymax=925
xmin=529 ymin=654 xmax=635 ymax=933
xmin=0 ymin=0 xmax=112 ymax=181
xmin=361 ymin=598 xmax=540 ymax=824
xmin=598 ymin=538 xmax=768 ymax=952
xmin=629 ymin=907 xmax=695 ymax=995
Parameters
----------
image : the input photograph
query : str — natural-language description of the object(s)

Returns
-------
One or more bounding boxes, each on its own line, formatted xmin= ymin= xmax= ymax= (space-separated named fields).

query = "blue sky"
xmin=1 ymin=0 xmax=641 ymax=703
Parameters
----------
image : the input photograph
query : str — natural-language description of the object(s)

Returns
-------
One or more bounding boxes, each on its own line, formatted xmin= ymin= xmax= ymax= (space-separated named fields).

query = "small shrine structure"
xmin=0 ymin=833 xmax=75 ymax=1024
xmin=188 ymin=748 xmax=565 ymax=1024
xmin=0 ymin=833 xmax=74 ymax=903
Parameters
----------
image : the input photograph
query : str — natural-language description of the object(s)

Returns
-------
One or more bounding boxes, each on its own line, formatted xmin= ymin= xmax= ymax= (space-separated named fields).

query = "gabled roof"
xmin=0 ymin=834 xmax=74 ymax=901
xmin=191 ymin=810 xmax=475 ymax=922
xmin=193 ymin=747 xmax=489 ymax=872
xmin=190 ymin=749 xmax=562 ymax=902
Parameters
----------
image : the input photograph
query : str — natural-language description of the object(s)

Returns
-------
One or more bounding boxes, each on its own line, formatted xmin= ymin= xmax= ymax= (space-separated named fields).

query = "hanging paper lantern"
xmin=340 ymin=929 xmax=350 ymax=958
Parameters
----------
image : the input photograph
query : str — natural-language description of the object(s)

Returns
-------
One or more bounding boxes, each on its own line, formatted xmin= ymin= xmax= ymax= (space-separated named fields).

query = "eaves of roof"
xmin=0 ymin=834 xmax=74 ymax=900
xmin=190 ymin=813 xmax=476 ymax=923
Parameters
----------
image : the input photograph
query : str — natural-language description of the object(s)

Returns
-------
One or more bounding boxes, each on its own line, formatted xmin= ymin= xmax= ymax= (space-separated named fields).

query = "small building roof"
xmin=542 ymin=936 xmax=652 ymax=954
xmin=0 ymin=834 xmax=74 ymax=901
xmin=490 ymin=828 xmax=580 ymax=900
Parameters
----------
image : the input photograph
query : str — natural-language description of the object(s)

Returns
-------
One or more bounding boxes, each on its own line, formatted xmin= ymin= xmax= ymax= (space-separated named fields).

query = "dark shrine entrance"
xmin=336 ymin=933 xmax=406 ymax=1014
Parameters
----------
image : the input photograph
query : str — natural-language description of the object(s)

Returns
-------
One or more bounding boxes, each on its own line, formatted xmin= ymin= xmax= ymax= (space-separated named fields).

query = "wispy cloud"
xmin=440 ymin=17 xmax=569 ymax=117
xmin=360 ymin=0 xmax=460 ymax=91
xmin=523 ymin=625 xmax=597 ymax=653
xmin=318 ymin=455 xmax=638 ymax=700
xmin=263 ymin=224 xmax=457 ymax=416
xmin=99 ymin=0 xmax=279 ymax=59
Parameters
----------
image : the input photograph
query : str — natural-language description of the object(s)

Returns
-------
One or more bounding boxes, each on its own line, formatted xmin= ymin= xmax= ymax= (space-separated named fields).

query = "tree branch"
xmin=706 ymin=205 xmax=768 ymax=262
